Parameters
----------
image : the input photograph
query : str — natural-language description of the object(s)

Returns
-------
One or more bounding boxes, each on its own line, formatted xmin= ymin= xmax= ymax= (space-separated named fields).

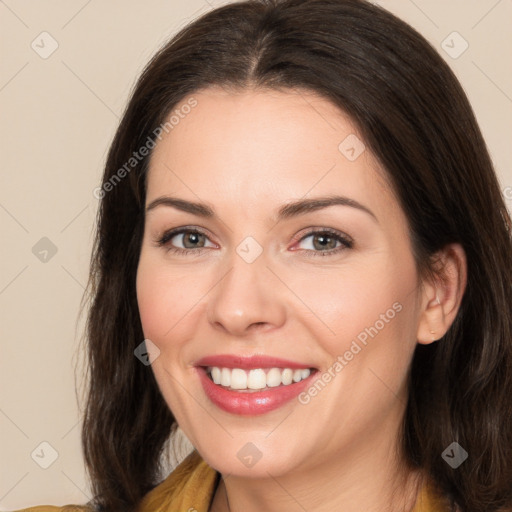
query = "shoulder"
xmin=412 ymin=476 xmax=454 ymax=512
xmin=137 ymin=449 xmax=219 ymax=512
xmin=11 ymin=507 xmax=92 ymax=512
xmin=12 ymin=451 xmax=217 ymax=512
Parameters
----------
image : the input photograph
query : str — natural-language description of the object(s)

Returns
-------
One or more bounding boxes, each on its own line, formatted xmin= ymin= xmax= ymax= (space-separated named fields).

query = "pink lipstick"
xmin=195 ymin=355 xmax=317 ymax=415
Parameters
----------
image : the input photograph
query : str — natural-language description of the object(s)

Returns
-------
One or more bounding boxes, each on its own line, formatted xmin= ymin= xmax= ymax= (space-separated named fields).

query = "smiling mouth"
xmin=205 ymin=366 xmax=316 ymax=392
xmin=196 ymin=356 xmax=318 ymax=415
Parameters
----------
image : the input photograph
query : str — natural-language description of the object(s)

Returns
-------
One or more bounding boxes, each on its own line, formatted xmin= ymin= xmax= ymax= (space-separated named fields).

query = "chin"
xmin=192 ymin=435 xmax=309 ymax=478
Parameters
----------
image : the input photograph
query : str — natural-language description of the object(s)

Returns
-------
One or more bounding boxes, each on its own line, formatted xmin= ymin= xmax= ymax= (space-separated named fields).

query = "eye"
xmin=154 ymin=226 xmax=352 ymax=257
xmin=156 ymin=227 xmax=216 ymax=255
xmin=294 ymin=228 xmax=353 ymax=256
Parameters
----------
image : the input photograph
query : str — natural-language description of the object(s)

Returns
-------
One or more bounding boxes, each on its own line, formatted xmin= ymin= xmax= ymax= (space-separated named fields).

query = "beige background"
xmin=1 ymin=0 xmax=511 ymax=509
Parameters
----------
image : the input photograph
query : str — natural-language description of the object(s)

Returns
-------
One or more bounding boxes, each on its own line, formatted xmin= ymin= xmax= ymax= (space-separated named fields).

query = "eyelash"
xmin=155 ymin=227 xmax=353 ymax=258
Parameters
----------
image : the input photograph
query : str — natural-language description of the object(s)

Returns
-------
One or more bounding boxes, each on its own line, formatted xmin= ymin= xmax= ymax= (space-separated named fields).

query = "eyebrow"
xmin=145 ymin=195 xmax=378 ymax=223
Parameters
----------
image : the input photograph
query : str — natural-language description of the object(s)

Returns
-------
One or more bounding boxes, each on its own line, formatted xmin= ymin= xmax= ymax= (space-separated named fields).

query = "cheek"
xmin=335 ymin=265 xmax=419 ymax=403
xmin=136 ymin=252 xmax=213 ymax=355
xmin=136 ymin=262 xmax=167 ymax=341
xmin=136 ymin=254 xmax=185 ymax=344
xmin=283 ymin=256 xmax=418 ymax=358
xmin=136 ymin=257 xmax=200 ymax=410
xmin=291 ymin=263 xmax=419 ymax=433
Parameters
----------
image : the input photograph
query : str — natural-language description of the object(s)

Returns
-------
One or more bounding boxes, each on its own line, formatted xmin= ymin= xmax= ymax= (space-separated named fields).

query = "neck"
xmin=210 ymin=435 xmax=424 ymax=512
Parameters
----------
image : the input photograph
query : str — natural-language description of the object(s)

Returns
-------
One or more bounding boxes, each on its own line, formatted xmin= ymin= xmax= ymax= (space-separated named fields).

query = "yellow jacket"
xmin=14 ymin=450 xmax=453 ymax=511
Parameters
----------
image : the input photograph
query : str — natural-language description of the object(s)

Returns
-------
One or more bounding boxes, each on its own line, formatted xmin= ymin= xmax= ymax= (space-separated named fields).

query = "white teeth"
xmin=266 ymin=368 xmax=282 ymax=387
xmin=211 ymin=367 xmax=221 ymax=385
xmin=207 ymin=366 xmax=312 ymax=390
xmin=230 ymin=368 xmax=247 ymax=390
xmin=281 ymin=368 xmax=293 ymax=385
xmin=221 ymin=367 xmax=231 ymax=387
xmin=247 ymin=369 xmax=266 ymax=389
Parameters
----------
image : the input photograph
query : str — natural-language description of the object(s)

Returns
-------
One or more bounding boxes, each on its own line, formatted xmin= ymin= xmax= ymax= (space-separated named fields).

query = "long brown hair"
xmin=80 ymin=1 xmax=512 ymax=510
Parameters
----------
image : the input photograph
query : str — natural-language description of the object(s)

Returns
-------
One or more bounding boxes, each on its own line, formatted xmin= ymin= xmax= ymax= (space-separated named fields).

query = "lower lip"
xmin=197 ymin=367 xmax=315 ymax=415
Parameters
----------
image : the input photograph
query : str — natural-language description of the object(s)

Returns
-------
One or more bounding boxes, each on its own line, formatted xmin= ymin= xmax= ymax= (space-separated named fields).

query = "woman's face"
xmin=136 ymin=86 xmax=425 ymax=478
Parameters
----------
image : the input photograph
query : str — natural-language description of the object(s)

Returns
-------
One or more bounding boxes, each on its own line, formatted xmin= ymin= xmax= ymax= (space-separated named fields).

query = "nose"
xmin=206 ymin=250 xmax=287 ymax=337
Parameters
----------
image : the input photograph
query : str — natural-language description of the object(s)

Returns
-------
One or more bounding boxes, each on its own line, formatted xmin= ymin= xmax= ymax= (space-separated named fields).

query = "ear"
xmin=416 ymin=243 xmax=467 ymax=345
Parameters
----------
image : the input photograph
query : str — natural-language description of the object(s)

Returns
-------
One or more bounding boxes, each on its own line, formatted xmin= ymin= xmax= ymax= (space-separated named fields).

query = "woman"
xmin=17 ymin=0 xmax=512 ymax=511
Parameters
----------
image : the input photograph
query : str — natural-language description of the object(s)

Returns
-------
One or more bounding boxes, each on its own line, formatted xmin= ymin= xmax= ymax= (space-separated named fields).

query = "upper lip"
xmin=194 ymin=354 xmax=315 ymax=370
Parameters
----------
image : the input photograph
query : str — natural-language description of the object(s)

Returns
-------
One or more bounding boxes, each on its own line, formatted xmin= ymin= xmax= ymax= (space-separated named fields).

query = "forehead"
xmin=146 ymin=86 xmax=397 ymax=223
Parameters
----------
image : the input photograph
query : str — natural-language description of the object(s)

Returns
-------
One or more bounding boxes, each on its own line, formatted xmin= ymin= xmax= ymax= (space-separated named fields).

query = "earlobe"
xmin=416 ymin=244 xmax=467 ymax=345
xmin=416 ymin=295 xmax=444 ymax=344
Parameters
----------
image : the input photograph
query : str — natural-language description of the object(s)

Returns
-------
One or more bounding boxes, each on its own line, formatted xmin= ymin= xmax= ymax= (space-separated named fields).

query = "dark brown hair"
xmin=80 ymin=1 xmax=512 ymax=510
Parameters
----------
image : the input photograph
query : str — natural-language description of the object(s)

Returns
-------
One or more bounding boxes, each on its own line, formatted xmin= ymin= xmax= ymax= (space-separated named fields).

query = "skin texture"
xmin=136 ymin=87 xmax=466 ymax=512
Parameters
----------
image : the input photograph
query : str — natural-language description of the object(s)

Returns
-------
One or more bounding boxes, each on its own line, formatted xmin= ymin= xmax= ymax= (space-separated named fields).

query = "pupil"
xmin=314 ymin=234 xmax=335 ymax=250
xmin=184 ymin=232 xmax=203 ymax=248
